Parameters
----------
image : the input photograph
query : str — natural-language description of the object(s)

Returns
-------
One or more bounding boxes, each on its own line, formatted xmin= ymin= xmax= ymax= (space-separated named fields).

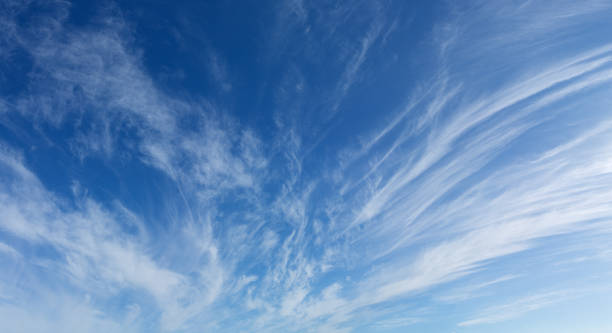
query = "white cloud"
xmin=261 ymin=229 xmax=279 ymax=252
xmin=0 ymin=146 xmax=227 ymax=331
xmin=458 ymin=290 xmax=575 ymax=326
xmin=280 ymin=287 xmax=309 ymax=316
xmin=0 ymin=242 xmax=20 ymax=258
xmin=436 ymin=275 xmax=520 ymax=303
xmin=372 ymin=316 xmax=422 ymax=329
xmin=0 ymin=292 xmax=123 ymax=333
xmin=348 ymin=43 xmax=612 ymax=233
xmin=1 ymin=2 xmax=612 ymax=333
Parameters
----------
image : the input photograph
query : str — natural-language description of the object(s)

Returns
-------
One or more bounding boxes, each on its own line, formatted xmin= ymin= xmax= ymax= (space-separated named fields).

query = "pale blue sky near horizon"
xmin=1 ymin=1 xmax=612 ymax=332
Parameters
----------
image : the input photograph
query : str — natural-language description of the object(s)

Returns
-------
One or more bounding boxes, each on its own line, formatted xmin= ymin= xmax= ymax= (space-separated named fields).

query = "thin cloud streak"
xmin=458 ymin=290 xmax=576 ymax=327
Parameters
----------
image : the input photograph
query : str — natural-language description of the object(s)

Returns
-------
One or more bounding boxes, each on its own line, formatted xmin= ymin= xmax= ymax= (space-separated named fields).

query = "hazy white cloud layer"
xmin=1 ymin=0 xmax=612 ymax=332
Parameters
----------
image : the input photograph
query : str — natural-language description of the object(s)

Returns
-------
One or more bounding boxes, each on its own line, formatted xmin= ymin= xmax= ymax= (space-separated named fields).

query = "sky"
xmin=1 ymin=0 xmax=612 ymax=332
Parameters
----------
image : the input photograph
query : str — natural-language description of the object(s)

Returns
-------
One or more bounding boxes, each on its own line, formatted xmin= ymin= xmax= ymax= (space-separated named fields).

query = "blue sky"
xmin=1 ymin=0 xmax=612 ymax=332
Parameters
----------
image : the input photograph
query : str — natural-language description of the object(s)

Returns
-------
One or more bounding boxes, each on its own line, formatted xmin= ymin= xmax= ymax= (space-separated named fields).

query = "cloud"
xmin=371 ymin=316 xmax=423 ymax=329
xmin=207 ymin=49 xmax=232 ymax=92
xmin=0 ymin=144 xmax=232 ymax=331
xmin=1 ymin=1 xmax=612 ymax=333
xmin=0 ymin=242 xmax=20 ymax=258
xmin=0 ymin=296 xmax=123 ymax=333
xmin=331 ymin=14 xmax=384 ymax=114
xmin=347 ymin=43 xmax=612 ymax=232
xmin=436 ymin=275 xmax=520 ymax=303
xmin=342 ymin=120 xmax=612 ymax=311
xmin=458 ymin=290 xmax=575 ymax=326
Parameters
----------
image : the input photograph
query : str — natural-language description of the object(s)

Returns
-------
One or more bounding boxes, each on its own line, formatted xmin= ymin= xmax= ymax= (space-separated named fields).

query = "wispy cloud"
xmin=371 ymin=316 xmax=423 ymax=329
xmin=1 ymin=1 xmax=612 ymax=332
xmin=436 ymin=275 xmax=521 ymax=303
xmin=331 ymin=14 xmax=384 ymax=114
xmin=458 ymin=290 xmax=576 ymax=326
xmin=0 ymin=144 xmax=226 ymax=331
xmin=0 ymin=242 xmax=20 ymax=258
